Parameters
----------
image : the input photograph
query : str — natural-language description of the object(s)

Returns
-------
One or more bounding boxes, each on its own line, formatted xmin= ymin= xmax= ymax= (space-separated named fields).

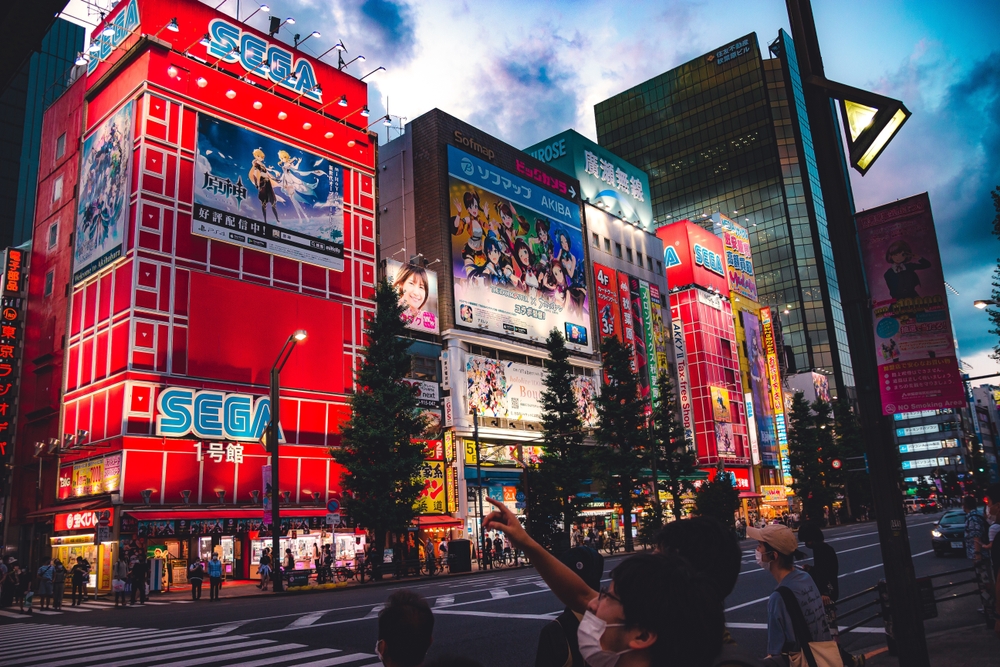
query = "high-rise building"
xmin=595 ymin=30 xmax=855 ymax=401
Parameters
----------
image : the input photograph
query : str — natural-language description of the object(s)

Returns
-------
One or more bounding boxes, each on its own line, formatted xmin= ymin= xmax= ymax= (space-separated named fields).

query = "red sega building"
xmin=9 ymin=0 xmax=376 ymax=587
xmin=656 ymin=221 xmax=751 ymax=475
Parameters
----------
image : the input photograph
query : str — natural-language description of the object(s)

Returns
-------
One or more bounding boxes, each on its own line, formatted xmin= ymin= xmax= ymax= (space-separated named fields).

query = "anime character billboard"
xmin=448 ymin=145 xmax=590 ymax=352
xmin=74 ymin=101 xmax=133 ymax=284
xmin=743 ymin=311 xmax=777 ymax=465
xmin=193 ymin=114 xmax=344 ymax=271
xmin=856 ymin=193 xmax=965 ymax=414
xmin=386 ymin=259 xmax=439 ymax=334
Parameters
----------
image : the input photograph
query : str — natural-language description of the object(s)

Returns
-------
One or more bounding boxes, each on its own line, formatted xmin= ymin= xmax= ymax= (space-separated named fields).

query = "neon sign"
xmin=693 ymin=243 xmax=725 ymax=276
xmin=156 ymin=387 xmax=283 ymax=442
xmin=207 ymin=19 xmax=322 ymax=102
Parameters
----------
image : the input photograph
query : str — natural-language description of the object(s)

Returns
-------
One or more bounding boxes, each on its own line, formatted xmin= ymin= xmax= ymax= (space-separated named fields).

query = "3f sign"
xmin=156 ymin=387 xmax=284 ymax=442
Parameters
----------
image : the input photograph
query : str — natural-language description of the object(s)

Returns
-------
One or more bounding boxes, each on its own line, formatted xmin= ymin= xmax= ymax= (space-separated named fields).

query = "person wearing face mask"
xmin=747 ymin=524 xmax=831 ymax=660
xmin=376 ymin=590 xmax=435 ymax=667
xmin=484 ymin=497 xmax=723 ymax=667
xmin=982 ymin=483 xmax=1000 ymax=637
xmin=535 ymin=546 xmax=605 ymax=667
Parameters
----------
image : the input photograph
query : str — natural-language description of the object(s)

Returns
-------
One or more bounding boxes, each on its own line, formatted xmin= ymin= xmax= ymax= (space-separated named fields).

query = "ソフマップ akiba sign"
xmin=156 ymin=387 xmax=283 ymax=441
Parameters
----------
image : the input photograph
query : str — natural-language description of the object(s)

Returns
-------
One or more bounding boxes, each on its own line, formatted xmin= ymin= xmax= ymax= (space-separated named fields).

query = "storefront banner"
xmin=446 ymin=464 xmax=458 ymax=513
xmin=401 ymin=378 xmax=441 ymax=408
xmin=448 ymin=145 xmax=591 ymax=352
xmin=59 ymin=452 xmax=123 ymax=499
xmin=627 ymin=274 xmax=650 ymax=401
xmin=639 ymin=280 xmax=660 ymax=405
xmin=444 ymin=430 xmax=455 ymax=462
xmin=415 ymin=460 xmax=447 ymax=515
xmin=712 ymin=213 xmax=758 ymax=301
xmin=386 ymin=259 xmax=439 ymax=334
xmin=761 ymin=307 xmax=792 ymax=485
xmin=617 ymin=271 xmax=639 ymax=373
xmin=74 ymin=100 xmax=133 ymax=284
xmin=670 ymin=301 xmax=694 ymax=446
xmin=420 ymin=439 xmax=444 ymax=461
xmin=743 ymin=311 xmax=777 ymax=465
xmin=55 ymin=509 xmax=114 ymax=532
xmin=73 ymin=459 xmax=103 ymax=497
xmin=711 ymin=386 xmax=736 ymax=456
xmin=0 ymin=248 xmax=27 ymax=474
xmin=464 ymin=440 xmax=543 ymax=467
xmin=593 ymin=263 xmax=623 ymax=343
xmin=745 ymin=393 xmax=760 ymax=465
xmin=193 ymin=114 xmax=345 ymax=271
xmin=760 ymin=485 xmax=791 ymax=504
xmin=856 ymin=193 xmax=965 ymax=414
xmin=156 ymin=387 xmax=282 ymax=442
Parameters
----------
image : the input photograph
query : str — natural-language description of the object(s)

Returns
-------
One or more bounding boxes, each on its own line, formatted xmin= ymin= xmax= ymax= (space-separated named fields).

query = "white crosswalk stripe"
xmin=0 ymin=598 xmax=203 ymax=622
xmin=0 ymin=623 xmax=378 ymax=667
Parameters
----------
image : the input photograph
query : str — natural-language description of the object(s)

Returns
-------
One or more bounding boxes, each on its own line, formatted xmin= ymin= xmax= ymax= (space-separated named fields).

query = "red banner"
xmin=616 ymin=271 xmax=639 ymax=374
xmin=55 ymin=508 xmax=114 ymax=532
xmin=593 ymin=263 xmax=622 ymax=343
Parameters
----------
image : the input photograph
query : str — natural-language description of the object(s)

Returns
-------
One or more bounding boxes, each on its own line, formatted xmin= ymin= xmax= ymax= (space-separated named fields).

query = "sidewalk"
xmin=860 ymin=623 xmax=1000 ymax=666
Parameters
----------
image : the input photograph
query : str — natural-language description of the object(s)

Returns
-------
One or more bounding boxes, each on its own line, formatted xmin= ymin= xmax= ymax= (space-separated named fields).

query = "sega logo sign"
xmin=693 ymin=243 xmax=725 ymax=276
xmin=88 ymin=0 xmax=141 ymax=74
xmin=156 ymin=387 xmax=283 ymax=442
xmin=208 ymin=19 xmax=322 ymax=102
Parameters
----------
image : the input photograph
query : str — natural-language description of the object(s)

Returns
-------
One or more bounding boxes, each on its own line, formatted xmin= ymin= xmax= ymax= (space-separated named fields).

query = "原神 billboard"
xmin=193 ymin=114 xmax=344 ymax=271
xmin=74 ymin=101 xmax=134 ymax=284
xmin=856 ymin=194 xmax=965 ymax=414
xmin=386 ymin=259 xmax=439 ymax=334
xmin=448 ymin=145 xmax=590 ymax=352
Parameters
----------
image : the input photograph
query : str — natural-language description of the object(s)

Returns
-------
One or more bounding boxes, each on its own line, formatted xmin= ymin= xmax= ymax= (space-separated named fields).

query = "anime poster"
xmin=193 ymin=114 xmax=344 ymax=271
xmin=648 ymin=284 xmax=670 ymax=385
xmin=386 ymin=259 xmax=439 ymax=334
xmin=593 ymin=263 xmax=623 ymax=343
xmin=710 ymin=386 xmax=736 ymax=457
xmin=856 ymin=193 xmax=965 ymax=414
xmin=448 ymin=145 xmax=591 ymax=352
xmin=812 ymin=373 xmax=831 ymax=404
xmin=627 ymin=275 xmax=651 ymax=402
xmin=743 ymin=312 xmax=777 ymax=465
xmin=74 ymin=101 xmax=133 ymax=284
xmin=572 ymin=376 xmax=600 ymax=428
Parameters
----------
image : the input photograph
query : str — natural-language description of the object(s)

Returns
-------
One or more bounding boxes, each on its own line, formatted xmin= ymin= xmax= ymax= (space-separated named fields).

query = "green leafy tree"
xmin=694 ymin=467 xmax=740 ymax=528
xmin=332 ymin=279 xmax=425 ymax=571
xmin=832 ymin=399 xmax=870 ymax=518
xmin=651 ymin=372 xmax=697 ymax=521
xmin=592 ymin=337 xmax=646 ymax=552
xmin=531 ymin=329 xmax=589 ymax=553
xmin=786 ymin=393 xmax=837 ymax=522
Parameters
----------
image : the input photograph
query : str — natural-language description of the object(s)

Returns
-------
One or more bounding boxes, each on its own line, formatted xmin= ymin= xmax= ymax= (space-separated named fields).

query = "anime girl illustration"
xmin=529 ymin=219 xmax=554 ymax=265
xmin=883 ymin=240 xmax=931 ymax=300
xmin=461 ymin=224 xmax=487 ymax=279
xmin=249 ymin=148 xmax=280 ymax=223
xmin=553 ymin=229 xmax=574 ymax=263
xmin=392 ymin=263 xmax=431 ymax=326
xmin=495 ymin=202 xmax=527 ymax=253
xmin=482 ymin=235 xmax=513 ymax=286
xmin=511 ymin=238 xmax=535 ymax=290
xmin=276 ymin=150 xmax=324 ymax=224
xmin=453 ymin=191 xmax=486 ymax=238
xmin=543 ymin=260 xmax=569 ymax=307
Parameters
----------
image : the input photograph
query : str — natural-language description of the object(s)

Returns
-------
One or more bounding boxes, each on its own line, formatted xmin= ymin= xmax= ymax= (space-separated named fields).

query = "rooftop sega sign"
xmin=525 ymin=130 xmax=653 ymax=231
xmin=156 ymin=387 xmax=284 ymax=442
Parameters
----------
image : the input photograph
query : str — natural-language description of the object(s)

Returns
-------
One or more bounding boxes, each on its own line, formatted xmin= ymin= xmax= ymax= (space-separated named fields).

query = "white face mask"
xmin=755 ymin=549 xmax=769 ymax=570
xmin=374 ymin=640 xmax=383 ymax=664
xmin=577 ymin=610 xmax=629 ymax=667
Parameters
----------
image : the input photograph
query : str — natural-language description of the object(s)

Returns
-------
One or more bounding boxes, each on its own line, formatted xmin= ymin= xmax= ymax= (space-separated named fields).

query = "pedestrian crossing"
xmin=0 ymin=623 xmax=379 ymax=667
xmin=0 ymin=598 xmax=195 ymax=620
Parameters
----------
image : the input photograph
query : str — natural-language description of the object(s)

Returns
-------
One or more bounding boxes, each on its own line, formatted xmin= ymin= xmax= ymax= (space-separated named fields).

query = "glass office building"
xmin=595 ymin=30 xmax=854 ymax=399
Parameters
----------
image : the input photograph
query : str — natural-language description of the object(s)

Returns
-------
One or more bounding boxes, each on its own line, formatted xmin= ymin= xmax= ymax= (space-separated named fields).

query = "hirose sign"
xmin=156 ymin=387 xmax=283 ymax=442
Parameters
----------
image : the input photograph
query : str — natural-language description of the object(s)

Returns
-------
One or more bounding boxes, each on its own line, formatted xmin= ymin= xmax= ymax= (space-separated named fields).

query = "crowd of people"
xmin=0 ymin=554 xmax=91 ymax=614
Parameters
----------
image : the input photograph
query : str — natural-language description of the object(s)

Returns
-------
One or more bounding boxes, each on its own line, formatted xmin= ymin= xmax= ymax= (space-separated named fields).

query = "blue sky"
xmin=66 ymin=0 xmax=1000 ymax=377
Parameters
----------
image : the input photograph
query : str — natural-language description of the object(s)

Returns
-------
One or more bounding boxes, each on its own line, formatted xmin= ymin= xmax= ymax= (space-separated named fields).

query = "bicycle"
xmin=333 ymin=564 xmax=354 ymax=583
xmin=604 ymin=538 xmax=620 ymax=555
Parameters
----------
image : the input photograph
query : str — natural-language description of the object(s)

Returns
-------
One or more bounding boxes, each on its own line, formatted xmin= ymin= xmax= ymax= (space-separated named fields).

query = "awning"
xmin=26 ymin=500 xmax=109 ymax=519
xmin=739 ymin=492 xmax=762 ymax=499
xmin=412 ymin=516 xmax=462 ymax=528
xmin=125 ymin=508 xmax=329 ymax=520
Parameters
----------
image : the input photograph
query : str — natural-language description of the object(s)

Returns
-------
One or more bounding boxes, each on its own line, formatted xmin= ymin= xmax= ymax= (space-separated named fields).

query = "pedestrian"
xmin=112 ymin=554 xmax=129 ymax=608
xmin=208 ymin=552 xmax=223 ymax=600
xmin=798 ymin=524 xmax=840 ymax=640
xmin=70 ymin=556 xmax=87 ymax=606
xmin=963 ymin=494 xmax=995 ymax=627
xmin=484 ymin=497 xmax=724 ymax=667
xmin=424 ymin=537 xmax=436 ymax=575
xmin=10 ymin=564 xmax=24 ymax=610
xmin=52 ymin=558 xmax=66 ymax=610
xmin=188 ymin=558 xmax=205 ymax=600
xmin=493 ymin=534 xmax=504 ymax=564
xmin=534 ymin=546 xmax=604 ymax=667
xmin=21 ymin=577 xmax=33 ymax=615
xmin=376 ymin=590 xmax=435 ymax=667
xmin=35 ymin=557 xmax=54 ymax=610
xmin=747 ymin=524 xmax=832 ymax=661
xmin=983 ymin=483 xmax=1000 ymax=637
xmin=258 ymin=548 xmax=272 ymax=590
xmin=129 ymin=555 xmax=147 ymax=606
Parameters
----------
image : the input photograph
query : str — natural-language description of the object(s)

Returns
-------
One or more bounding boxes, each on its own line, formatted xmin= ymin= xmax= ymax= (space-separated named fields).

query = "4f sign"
xmin=88 ymin=0 xmax=141 ymax=74
xmin=156 ymin=387 xmax=284 ymax=442
xmin=596 ymin=269 xmax=611 ymax=287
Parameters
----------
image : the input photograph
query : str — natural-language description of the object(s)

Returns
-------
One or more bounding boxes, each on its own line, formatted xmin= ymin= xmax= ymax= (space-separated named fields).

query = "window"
xmin=592 ymin=233 xmax=599 ymax=248
xmin=656 ymin=260 xmax=663 ymax=274
xmin=52 ymin=175 xmax=63 ymax=202
xmin=615 ymin=242 xmax=623 ymax=259
xmin=409 ymin=356 xmax=437 ymax=381
xmin=626 ymin=248 xmax=633 ymax=263
xmin=647 ymin=257 xmax=654 ymax=271
xmin=636 ymin=251 xmax=643 ymax=267
xmin=55 ymin=133 xmax=66 ymax=160
xmin=43 ymin=270 xmax=54 ymax=297
xmin=604 ymin=238 xmax=611 ymax=252
xmin=47 ymin=223 xmax=58 ymax=250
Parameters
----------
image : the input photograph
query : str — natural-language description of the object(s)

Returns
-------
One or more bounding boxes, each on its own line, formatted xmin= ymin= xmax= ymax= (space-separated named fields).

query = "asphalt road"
xmin=0 ymin=511 xmax=985 ymax=667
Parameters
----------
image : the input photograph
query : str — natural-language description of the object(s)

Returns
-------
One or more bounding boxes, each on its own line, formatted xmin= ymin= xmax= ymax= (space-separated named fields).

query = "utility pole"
xmin=785 ymin=1 xmax=929 ymax=662
xmin=473 ymin=411 xmax=488 ymax=570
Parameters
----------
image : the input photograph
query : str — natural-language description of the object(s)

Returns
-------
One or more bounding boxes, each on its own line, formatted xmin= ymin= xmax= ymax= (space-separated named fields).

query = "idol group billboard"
xmin=856 ymin=193 xmax=965 ymax=414
xmin=74 ymin=101 xmax=134 ymax=284
xmin=386 ymin=259 xmax=440 ymax=334
xmin=448 ymin=145 xmax=591 ymax=352
xmin=193 ymin=114 xmax=345 ymax=271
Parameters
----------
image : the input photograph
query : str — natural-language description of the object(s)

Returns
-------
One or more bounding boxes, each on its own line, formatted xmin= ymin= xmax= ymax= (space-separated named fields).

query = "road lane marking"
xmin=727 ymin=622 xmax=884 ymax=634
xmin=89 ymin=637 xmax=273 ymax=667
xmin=726 ymin=595 xmax=771 ymax=612
xmin=158 ymin=642 xmax=303 ymax=667
xmin=4 ymin=630 xmax=212 ymax=665
xmin=289 ymin=611 xmax=326 ymax=628
xmin=232 ymin=648 xmax=341 ymax=667
xmin=365 ymin=604 xmax=384 ymax=618
xmin=0 ymin=626 xmax=180 ymax=652
xmin=490 ymin=588 xmax=510 ymax=599
xmin=210 ymin=621 xmax=255 ymax=634
xmin=296 ymin=654 xmax=378 ymax=667
xmin=435 ymin=596 xmax=454 ymax=606
xmin=434 ymin=609 xmax=559 ymax=620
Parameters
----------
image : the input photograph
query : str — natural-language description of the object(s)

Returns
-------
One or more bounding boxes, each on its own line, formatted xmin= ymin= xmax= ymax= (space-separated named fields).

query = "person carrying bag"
xmin=775 ymin=587 xmax=851 ymax=667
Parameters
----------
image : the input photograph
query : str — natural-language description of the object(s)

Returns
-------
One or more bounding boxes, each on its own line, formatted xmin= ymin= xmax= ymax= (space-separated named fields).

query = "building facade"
xmin=595 ymin=30 xmax=855 ymax=402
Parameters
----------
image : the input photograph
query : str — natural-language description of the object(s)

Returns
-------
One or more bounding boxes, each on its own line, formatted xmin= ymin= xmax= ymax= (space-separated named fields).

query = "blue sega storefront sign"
xmin=156 ymin=387 xmax=283 ymax=442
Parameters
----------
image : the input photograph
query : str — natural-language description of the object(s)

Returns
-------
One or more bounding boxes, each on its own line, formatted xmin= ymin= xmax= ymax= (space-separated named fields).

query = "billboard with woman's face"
xmin=386 ymin=259 xmax=439 ymax=334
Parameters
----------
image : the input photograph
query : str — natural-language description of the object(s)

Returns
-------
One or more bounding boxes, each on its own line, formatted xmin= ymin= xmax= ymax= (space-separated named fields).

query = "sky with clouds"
xmin=63 ymin=0 xmax=1000 ymax=378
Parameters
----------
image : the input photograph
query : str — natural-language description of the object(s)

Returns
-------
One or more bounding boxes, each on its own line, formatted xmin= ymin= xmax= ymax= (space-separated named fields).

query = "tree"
xmin=332 ymin=279 xmax=426 ymax=572
xmin=988 ymin=185 xmax=1000 ymax=359
xmin=832 ymin=399 xmax=870 ymax=519
xmin=786 ymin=392 xmax=836 ymax=522
xmin=694 ymin=467 xmax=740 ymax=528
xmin=531 ymin=329 xmax=589 ymax=553
xmin=650 ymin=372 xmax=698 ymax=521
xmin=592 ymin=337 xmax=646 ymax=552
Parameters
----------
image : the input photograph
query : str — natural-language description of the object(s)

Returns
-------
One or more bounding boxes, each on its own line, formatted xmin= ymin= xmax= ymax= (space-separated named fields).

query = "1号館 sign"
xmin=156 ymin=387 xmax=283 ymax=442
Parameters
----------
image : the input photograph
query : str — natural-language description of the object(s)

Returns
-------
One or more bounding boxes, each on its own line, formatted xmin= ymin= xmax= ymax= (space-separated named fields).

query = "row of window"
xmin=590 ymin=233 xmax=662 ymax=274
xmin=898 ymin=439 xmax=958 ymax=454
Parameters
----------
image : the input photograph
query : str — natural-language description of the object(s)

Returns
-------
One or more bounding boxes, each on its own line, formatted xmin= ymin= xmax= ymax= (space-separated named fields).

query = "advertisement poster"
xmin=74 ymin=100 xmax=133 ymax=284
xmin=639 ymin=280 xmax=660 ymax=405
xmin=415 ymin=460 xmax=447 ymax=515
xmin=648 ymin=284 xmax=669 ymax=385
xmin=448 ymin=145 xmax=590 ymax=352
xmin=60 ymin=453 xmax=123 ymax=499
xmin=812 ymin=373 xmax=831 ymax=404
xmin=710 ymin=386 xmax=736 ymax=456
xmin=193 ymin=114 xmax=345 ymax=271
xmin=743 ymin=311 xmax=777 ymax=464
xmin=856 ymin=193 xmax=965 ymax=414
xmin=761 ymin=307 xmax=792 ymax=485
xmin=670 ymin=302 xmax=694 ymax=446
xmin=627 ymin=275 xmax=650 ymax=401
xmin=386 ymin=259 xmax=439 ymax=334
xmin=571 ymin=376 xmax=600 ymax=428
xmin=593 ymin=263 xmax=623 ymax=343
xmin=262 ymin=464 xmax=272 ymax=524
xmin=712 ymin=213 xmax=758 ymax=301
xmin=465 ymin=440 xmax=543 ymax=467
xmin=73 ymin=459 xmax=103 ymax=497
xmin=617 ymin=272 xmax=639 ymax=373
xmin=744 ymin=393 xmax=761 ymax=465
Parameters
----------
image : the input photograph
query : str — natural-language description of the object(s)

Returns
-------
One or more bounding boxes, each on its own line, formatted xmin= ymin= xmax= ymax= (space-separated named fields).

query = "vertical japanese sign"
xmin=616 ymin=271 xmax=639 ymax=373
xmin=744 ymin=393 xmax=760 ymax=465
xmin=627 ymin=275 xmax=650 ymax=402
xmin=855 ymin=193 xmax=965 ymax=414
xmin=670 ymin=301 xmax=694 ymax=446
xmin=639 ymin=280 xmax=659 ymax=405
xmin=761 ymin=307 xmax=792 ymax=485
xmin=0 ymin=248 xmax=27 ymax=469
xmin=261 ymin=464 xmax=272 ymax=525
xmin=712 ymin=213 xmax=758 ymax=301
xmin=593 ymin=263 xmax=623 ymax=343
xmin=415 ymin=460 xmax=447 ymax=514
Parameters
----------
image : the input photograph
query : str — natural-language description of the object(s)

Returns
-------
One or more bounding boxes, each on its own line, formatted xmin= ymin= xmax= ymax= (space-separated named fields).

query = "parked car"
xmin=931 ymin=509 xmax=983 ymax=556
xmin=906 ymin=498 xmax=940 ymax=514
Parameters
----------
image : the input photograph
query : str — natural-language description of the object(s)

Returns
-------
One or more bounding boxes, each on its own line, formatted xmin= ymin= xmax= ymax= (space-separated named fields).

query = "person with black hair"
xmin=535 ymin=546 xmax=604 ymax=667
xmin=797 ymin=524 xmax=840 ymax=639
xmin=984 ymin=483 xmax=1000 ymax=637
xmin=376 ymin=590 xmax=435 ymax=667
xmin=485 ymin=497 xmax=723 ymax=667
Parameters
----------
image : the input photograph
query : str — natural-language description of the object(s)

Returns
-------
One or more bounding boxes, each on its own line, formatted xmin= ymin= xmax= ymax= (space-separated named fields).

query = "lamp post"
xmin=974 ymin=299 xmax=997 ymax=310
xmin=472 ymin=410 xmax=488 ymax=570
xmin=269 ymin=329 xmax=306 ymax=592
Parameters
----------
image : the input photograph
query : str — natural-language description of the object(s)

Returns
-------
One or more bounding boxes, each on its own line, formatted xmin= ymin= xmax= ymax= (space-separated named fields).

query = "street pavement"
xmin=0 ymin=511 xmax=993 ymax=666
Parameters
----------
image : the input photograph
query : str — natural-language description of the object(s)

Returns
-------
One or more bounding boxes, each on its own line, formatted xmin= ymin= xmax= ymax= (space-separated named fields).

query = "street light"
xmin=974 ymin=299 xmax=996 ymax=310
xmin=269 ymin=329 xmax=307 ymax=592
